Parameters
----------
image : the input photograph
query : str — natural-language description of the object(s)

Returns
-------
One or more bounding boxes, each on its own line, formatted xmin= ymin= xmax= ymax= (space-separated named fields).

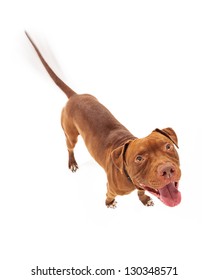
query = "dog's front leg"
xmin=105 ymin=183 xmax=117 ymax=208
xmin=137 ymin=188 xmax=154 ymax=206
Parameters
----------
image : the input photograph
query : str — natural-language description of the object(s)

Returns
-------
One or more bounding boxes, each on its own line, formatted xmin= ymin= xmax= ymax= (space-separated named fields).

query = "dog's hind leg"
xmin=61 ymin=120 xmax=79 ymax=172
xmin=61 ymin=105 xmax=80 ymax=172
xmin=65 ymin=133 xmax=79 ymax=172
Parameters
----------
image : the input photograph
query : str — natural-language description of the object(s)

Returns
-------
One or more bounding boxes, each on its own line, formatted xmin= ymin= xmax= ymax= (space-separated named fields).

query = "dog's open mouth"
xmin=140 ymin=182 xmax=181 ymax=207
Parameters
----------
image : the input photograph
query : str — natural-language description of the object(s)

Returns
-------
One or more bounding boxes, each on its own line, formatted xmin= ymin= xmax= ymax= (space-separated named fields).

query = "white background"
xmin=0 ymin=0 xmax=207 ymax=279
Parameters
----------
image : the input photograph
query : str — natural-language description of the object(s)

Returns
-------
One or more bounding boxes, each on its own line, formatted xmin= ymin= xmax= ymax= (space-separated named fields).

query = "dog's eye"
xmin=166 ymin=143 xmax=172 ymax=150
xmin=135 ymin=155 xmax=143 ymax=162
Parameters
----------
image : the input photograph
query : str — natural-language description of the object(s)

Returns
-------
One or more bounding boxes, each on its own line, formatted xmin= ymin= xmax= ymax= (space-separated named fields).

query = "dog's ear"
xmin=111 ymin=140 xmax=132 ymax=173
xmin=153 ymin=127 xmax=179 ymax=148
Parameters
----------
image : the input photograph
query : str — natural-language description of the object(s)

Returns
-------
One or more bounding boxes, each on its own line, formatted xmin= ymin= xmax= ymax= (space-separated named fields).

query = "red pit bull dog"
xmin=25 ymin=32 xmax=181 ymax=208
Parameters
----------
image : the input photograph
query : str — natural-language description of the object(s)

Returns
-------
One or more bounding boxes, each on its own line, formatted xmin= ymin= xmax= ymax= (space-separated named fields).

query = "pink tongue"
xmin=158 ymin=182 xmax=181 ymax=207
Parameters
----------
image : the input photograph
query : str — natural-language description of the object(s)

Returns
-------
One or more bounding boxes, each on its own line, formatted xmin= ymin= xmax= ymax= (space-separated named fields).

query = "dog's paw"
xmin=145 ymin=198 xmax=154 ymax=207
xmin=106 ymin=200 xmax=117 ymax=209
xmin=69 ymin=163 xmax=79 ymax=173
xmin=138 ymin=193 xmax=154 ymax=207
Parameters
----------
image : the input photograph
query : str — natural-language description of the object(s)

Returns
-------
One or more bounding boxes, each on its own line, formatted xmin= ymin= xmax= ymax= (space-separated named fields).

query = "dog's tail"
xmin=25 ymin=31 xmax=76 ymax=99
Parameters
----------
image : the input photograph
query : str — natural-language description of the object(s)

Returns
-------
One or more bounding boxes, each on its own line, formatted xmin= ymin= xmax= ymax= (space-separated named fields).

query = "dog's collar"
xmin=123 ymin=142 xmax=133 ymax=183
xmin=123 ymin=166 xmax=132 ymax=183
xmin=123 ymin=167 xmax=142 ymax=191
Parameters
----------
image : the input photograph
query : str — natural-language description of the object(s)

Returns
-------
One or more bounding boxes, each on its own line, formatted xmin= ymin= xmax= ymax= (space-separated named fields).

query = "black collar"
xmin=123 ymin=166 xmax=132 ymax=183
xmin=123 ymin=143 xmax=133 ymax=183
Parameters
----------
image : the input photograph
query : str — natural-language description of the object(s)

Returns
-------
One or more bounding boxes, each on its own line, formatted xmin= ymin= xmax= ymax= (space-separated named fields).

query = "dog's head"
xmin=111 ymin=127 xmax=181 ymax=207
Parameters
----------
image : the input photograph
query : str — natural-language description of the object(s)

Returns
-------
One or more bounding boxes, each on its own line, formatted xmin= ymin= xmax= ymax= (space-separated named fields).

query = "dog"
xmin=25 ymin=32 xmax=181 ymax=208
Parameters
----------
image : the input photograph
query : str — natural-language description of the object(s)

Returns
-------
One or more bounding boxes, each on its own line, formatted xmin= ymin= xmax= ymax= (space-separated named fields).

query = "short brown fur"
xmin=26 ymin=32 xmax=181 ymax=208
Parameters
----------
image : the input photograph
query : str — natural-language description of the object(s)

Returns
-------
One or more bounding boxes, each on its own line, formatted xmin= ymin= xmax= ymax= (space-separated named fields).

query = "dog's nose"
xmin=158 ymin=163 xmax=175 ymax=179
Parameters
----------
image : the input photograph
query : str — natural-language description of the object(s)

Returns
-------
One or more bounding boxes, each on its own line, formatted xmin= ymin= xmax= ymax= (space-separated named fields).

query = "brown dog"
xmin=25 ymin=32 xmax=181 ymax=208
